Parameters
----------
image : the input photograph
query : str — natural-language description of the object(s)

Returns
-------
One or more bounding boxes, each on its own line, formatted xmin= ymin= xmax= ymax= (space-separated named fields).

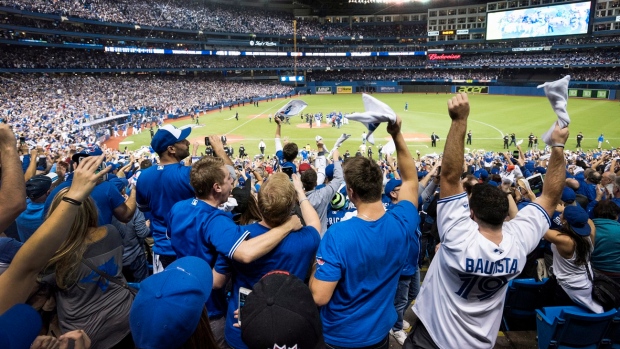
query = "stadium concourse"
xmin=1 ymin=0 xmax=620 ymax=347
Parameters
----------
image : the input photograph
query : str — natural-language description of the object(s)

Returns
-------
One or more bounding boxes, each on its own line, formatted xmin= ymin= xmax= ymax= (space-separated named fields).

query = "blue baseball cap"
xmin=325 ymin=164 xmax=335 ymax=181
xmin=150 ymin=125 xmax=191 ymax=154
xmin=71 ymin=145 xmax=103 ymax=163
xmin=0 ymin=304 xmax=42 ymax=349
xmin=130 ymin=256 xmax=213 ymax=349
xmin=563 ymin=205 xmax=591 ymax=236
xmin=561 ymin=187 xmax=576 ymax=203
xmin=384 ymin=179 xmax=402 ymax=196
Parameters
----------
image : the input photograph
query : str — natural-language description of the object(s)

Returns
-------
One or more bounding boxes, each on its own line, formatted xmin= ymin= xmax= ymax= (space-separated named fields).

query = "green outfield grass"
xmin=118 ymin=93 xmax=620 ymax=156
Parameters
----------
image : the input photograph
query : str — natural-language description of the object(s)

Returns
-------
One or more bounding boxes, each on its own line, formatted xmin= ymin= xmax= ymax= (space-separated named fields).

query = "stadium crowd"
xmin=459 ymin=52 xmax=620 ymax=67
xmin=3 ymin=47 xmax=620 ymax=71
xmin=0 ymin=0 xmax=360 ymax=37
xmin=1 ymin=89 xmax=619 ymax=349
xmin=0 ymin=74 xmax=294 ymax=146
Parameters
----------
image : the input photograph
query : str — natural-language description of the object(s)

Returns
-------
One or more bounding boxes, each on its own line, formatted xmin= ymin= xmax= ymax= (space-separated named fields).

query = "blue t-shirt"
xmin=16 ymin=199 xmax=46 ymax=242
xmin=90 ymin=181 xmax=125 ymax=225
xmin=314 ymin=200 xmax=419 ymax=347
xmin=575 ymin=176 xmax=597 ymax=202
xmin=44 ymin=180 xmax=125 ymax=227
xmin=168 ymin=198 xmax=251 ymax=317
xmin=136 ymin=163 xmax=194 ymax=256
xmin=216 ymin=223 xmax=320 ymax=349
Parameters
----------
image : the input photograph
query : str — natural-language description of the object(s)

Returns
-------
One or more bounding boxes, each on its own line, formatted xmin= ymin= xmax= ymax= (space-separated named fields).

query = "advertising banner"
xmin=568 ymin=89 xmax=609 ymax=99
xmin=378 ymin=86 xmax=402 ymax=93
xmin=456 ymin=86 xmax=489 ymax=94
xmin=316 ymin=86 xmax=332 ymax=94
xmin=337 ymin=86 xmax=353 ymax=94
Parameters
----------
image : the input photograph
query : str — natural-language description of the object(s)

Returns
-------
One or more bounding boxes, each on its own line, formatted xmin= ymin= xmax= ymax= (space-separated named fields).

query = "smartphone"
xmin=282 ymin=166 xmax=294 ymax=178
xmin=513 ymin=150 xmax=520 ymax=158
xmin=526 ymin=173 xmax=544 ymax=195
xmin=19 ymin=136 xmax=25 ymax=144
xmin=238 ymin=287 xmax=252 ymax=326
xmin=204 ymin=137 xmax=210 ymax=147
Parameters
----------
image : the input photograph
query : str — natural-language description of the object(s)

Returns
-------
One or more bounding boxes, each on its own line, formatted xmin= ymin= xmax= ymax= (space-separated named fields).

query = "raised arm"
xmin=209 ymin=135 xmax=234 ymax=167
xmin=0 ymin=125 xmax=26 ymax=232
xmin=24 ymin=148 xmax=38 ymax=182
xmin=293 ymin=174 xmax=321 ymax=233
xmin=274 ymin=117 xmax=283 ymax=152
xmin=535 ymin=123 xmax=569 ymax=216
xmin=388 ymin=116 xmax=419 ymax=207
xmin=440 ymin=93 xmax=470 ymax=199
xmin=0 ymin=155 xmax=109 ymax=314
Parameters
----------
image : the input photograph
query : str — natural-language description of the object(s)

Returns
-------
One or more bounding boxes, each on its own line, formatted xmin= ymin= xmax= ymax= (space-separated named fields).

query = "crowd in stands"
xmin=1 ymin=89 xmax=619 ymax=348
xmin=308 ymin=69 xmax=502 ymax=82
xmin=459 ymin=52 xmax=620 ymax=67
xmin=0 ymin=74 xmax=293 ymax=145
xmin=0 ymin=0 xmax=358 ymax=37
xmin=428 ymin=35 xmax=620 ymax=51
xmin=571 ymin=70 xmax=620 ymax=82
xmin=3 ymin=47 xmax=620 ymax=72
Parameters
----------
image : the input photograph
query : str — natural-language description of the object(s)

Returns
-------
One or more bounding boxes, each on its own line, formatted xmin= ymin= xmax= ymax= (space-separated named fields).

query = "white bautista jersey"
xmin=413 ymin=191 xmax=550 ymax=349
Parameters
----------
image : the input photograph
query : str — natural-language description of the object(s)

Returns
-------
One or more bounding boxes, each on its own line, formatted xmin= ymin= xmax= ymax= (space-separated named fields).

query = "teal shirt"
xmin=592 ymin=218 xmax=620 ymax=273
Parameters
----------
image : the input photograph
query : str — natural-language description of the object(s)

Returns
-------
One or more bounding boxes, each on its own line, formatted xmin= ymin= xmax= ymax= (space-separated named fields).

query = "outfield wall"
xmin=303 ymin=82 xmax=617 ymax=100
xmin=449 ymin=86 xmax=617 ymax=100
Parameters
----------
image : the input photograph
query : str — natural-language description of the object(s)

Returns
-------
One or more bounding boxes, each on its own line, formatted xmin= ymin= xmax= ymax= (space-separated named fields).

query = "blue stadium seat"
xmin=601 ymin=310 xmax=620 ymax=349
xmin=536 ymin=306 xmax=618 ymax=349
xmin=502 ymin=278 xmax=547 ymax=331
xmin=127 ymin=282 xmax=141 ymax=291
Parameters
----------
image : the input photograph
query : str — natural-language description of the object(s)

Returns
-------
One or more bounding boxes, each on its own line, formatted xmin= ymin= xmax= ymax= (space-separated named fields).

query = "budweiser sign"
xmin=428 ymin=53 xmax=461 ymax=60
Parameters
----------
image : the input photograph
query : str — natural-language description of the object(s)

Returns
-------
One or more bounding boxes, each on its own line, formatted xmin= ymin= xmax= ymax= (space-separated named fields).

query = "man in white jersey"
xmin=407 ymin=93 xmax=569 ymax=349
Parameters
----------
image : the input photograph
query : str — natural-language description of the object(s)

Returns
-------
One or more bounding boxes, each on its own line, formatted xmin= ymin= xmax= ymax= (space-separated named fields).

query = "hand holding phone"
xmin=238 ymin=287 xmax=252 ymax=326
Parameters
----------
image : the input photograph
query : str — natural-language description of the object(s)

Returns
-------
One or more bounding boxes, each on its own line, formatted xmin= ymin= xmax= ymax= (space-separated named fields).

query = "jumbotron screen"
xmin=486 ymin=1 xmax=591 ymax=40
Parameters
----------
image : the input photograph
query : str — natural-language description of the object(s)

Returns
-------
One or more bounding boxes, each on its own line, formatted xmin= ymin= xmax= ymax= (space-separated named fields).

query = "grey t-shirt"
xmin=56 ymin=225 xmax=133 ymax=349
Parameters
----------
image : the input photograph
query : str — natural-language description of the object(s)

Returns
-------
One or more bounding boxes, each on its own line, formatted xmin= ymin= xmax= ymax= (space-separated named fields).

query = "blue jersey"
xmin=168 ymin=198 xmax=251 ymax=317
xmin=216 ymin=223 xmax=320 ymax=349
xmin=314 ymin=200 xmax=419 ymax=347
xmin=44 ymin=180 xmax=124 ymax=226
xmin=326 ymin=208 xmax=354 ymax=229
xmin=136 ymin=163 xmax=194 ymax=256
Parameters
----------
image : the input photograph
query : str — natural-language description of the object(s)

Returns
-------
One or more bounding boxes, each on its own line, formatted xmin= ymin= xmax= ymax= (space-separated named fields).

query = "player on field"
xmin=407 ymin=93 xmax=568 ymax=349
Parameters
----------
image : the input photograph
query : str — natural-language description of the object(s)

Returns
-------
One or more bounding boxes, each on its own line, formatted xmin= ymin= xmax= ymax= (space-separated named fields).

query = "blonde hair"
xmin=45 ymin=187 xmax=99 ymax=289
xmin=258 ymin=173 xmax=296 ymax=227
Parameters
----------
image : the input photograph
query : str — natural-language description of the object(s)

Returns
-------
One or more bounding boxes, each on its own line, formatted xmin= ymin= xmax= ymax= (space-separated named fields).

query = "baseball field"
xmin=114 ymin=93 xmax=620 ymax=156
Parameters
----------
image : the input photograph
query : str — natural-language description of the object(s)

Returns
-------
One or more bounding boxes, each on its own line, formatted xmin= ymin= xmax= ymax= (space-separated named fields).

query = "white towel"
xmin=381 ymin=140 xmax=396 ymax=156
xmin=538 ymin=75 xmax=570 ymax=145
xmin=345 ymin=94 xmax=397 ymax=145
xmin=275 ymin=100 xmax=308 ymax=117
xmin=328 ymin=133 xmax=351 ymax=158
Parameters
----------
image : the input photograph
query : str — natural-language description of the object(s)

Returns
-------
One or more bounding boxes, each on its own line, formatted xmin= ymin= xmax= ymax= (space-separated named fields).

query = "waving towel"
xmin=275 ymin=100 xmax=308 ymax=118
xmin=381 ymin=140 xmax=396 ymax=156
xmin=328 ymin=133 xmax=351 ymax=158
xmin=345 ymin=94 xmax=397 ymax=145
xmin=538 ymin=75 xmax=570 ymax=145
